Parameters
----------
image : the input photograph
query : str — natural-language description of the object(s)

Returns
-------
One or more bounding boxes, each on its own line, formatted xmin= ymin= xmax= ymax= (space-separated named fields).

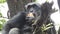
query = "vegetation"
xmin=33 ymin=23 xmax=53 ymax=34
xmin=0 ymin=12 xmax=6 ymax=31
xmin=0 ymin=0 xmax=6 ymax=3
xmin=0 ymin=0 xmax=6 ymax=31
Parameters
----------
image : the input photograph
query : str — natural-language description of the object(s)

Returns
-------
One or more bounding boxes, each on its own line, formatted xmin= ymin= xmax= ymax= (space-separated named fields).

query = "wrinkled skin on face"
xmin=25 ymin=2 xmax=42 ymax=23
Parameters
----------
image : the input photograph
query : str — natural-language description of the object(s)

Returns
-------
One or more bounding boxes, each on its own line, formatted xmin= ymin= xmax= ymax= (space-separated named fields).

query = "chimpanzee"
xmin=2 ymin=2 xmax=56 ymax=34
xmin=2 ymin=2 xmax=41 ymax=34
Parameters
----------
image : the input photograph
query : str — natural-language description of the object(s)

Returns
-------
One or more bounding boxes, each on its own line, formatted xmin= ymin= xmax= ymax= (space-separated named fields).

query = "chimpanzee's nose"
xmin=30 ymin=11 xmax=33 ymax=12
xmin=29 ymin=8 xmax=34 ymax=12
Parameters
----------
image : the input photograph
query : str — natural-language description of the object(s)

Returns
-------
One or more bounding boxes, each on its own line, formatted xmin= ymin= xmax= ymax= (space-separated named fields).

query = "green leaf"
xmin=41 ymin=23 xmax=53 ymax=32
xmin=0 ymin=19 xmax=6 ymax=31
xmin=0 ymin=12 xmax=3 ymax=17
xmin=0 ymin=19 xmax=6 ymax=24
xmin=0 ymin=24 xmax=3 ymax=31
xmin=0 ymin=0 xmax=6 ymax=3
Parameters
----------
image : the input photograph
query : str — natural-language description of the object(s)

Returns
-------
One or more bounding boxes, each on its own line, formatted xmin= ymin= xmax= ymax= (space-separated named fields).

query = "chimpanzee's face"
xmin=25 ymin=3 xmax=41 ymax=21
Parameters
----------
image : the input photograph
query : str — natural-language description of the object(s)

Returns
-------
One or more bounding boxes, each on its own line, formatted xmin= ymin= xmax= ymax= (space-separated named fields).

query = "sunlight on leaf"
xmin=0 ymin=0 xmax=6 ymax=3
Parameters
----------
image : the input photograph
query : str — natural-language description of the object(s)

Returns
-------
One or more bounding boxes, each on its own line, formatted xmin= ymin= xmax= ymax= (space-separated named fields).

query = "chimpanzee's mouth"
xmin=26 ymin=12 xmax=35 ymax=19
xmin=27 ymin=13 xmax=34 ymax=17
xmin=26 ymin=12 xmax=35 ymax=22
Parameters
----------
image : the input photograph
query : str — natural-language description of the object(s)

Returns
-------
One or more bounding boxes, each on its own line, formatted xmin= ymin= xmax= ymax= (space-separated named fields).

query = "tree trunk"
xmin=7 ymin=0 xmax=35 ymax=18
xmin=58 ymin=0 xmax=60 ymax=9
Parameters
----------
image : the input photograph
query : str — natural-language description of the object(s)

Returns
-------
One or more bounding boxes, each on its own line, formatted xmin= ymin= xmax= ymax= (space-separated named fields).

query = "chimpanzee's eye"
xmin=27 ymin=5 xmax=31 ymax=9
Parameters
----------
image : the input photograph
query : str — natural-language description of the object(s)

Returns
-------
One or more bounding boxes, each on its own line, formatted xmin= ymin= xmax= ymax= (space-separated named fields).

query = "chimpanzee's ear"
xmin=25 ymin=5 xmax=27 ymax=10
xmin=25 ymin=4 xmax=30 ymax=11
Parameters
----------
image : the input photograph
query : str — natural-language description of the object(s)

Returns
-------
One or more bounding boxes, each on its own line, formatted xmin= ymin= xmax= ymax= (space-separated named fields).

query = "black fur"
xmin=2 ymin=2 xmax=56 ymax=34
